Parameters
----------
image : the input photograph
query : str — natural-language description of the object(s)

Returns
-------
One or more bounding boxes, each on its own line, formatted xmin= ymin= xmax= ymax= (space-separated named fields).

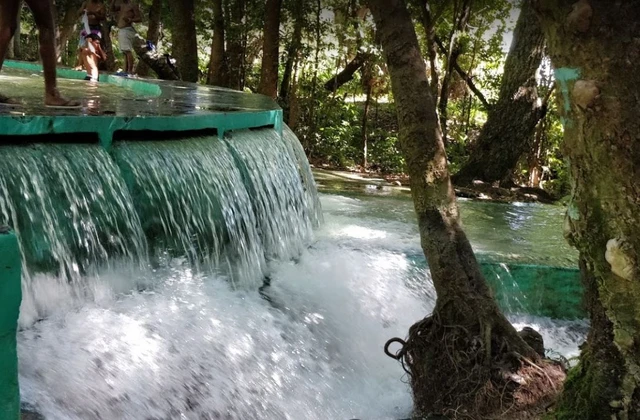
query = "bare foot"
xmin=44 ymin=91 xmax=81 ymax=108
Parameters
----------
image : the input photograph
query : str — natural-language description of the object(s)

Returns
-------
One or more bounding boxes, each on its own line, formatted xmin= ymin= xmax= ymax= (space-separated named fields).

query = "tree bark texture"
xmin=257 ymin=0 xmax=282 ymax=98
xmin=170 ymin=0 xmax=199 ymax=82
xmin=368 ymin=0 xmax=545 ymax=416
xmin=207 ymin=0 xmax=229 ymax=86
xmin=455 ymin=0 xmax=545 ymax=185
xmin=136 ymin=0 xmax=162 ymax=77
xmin=536 ymin=1 xmax=640 ymax=418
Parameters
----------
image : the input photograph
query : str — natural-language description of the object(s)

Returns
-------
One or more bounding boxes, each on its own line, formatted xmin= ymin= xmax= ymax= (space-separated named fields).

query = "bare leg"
xmin=0 ymin=0 xmax=21 ymax=104
xmin=82 ymin=49 xmax=99 ymax=81
xmin=24 ymin=0 xmax=80 ymax=107
xmin=124 ymin=51 xmax=134 ymax=74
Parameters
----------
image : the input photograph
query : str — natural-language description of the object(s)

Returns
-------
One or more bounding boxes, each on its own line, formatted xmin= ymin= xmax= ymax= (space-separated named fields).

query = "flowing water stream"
xmin=0 ymin=127 xmax=587 ymax=419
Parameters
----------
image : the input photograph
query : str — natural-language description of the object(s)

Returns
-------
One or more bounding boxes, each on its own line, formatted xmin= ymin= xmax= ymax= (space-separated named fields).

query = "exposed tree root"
xmin=386 ymin=307 xmax=566 ymax=419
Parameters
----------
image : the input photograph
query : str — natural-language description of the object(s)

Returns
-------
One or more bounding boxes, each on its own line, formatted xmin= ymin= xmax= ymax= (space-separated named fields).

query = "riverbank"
xmin=313 ymin=168 xmax=559 ymax=204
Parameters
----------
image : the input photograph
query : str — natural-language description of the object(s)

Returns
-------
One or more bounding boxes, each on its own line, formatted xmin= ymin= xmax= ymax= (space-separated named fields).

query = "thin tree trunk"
xmin=418 ymin=0 xmax=439 ymax=98
xmin=136 ymin=0 xmax=162 ymax=77
xmin=454 ymin=0 xmax=545 ymax=185
xmin=361 ymin=79 xmax=372 ymax=169
xmin=438 ymin=0 xmax=472 ymax=143
xmin=170 ymin=0 xmax=199 ymax=82
xmin=12 ymin=2 xmax=21 ymax=60
xmin=225 ymin=0 xmax=245 ymax=90
xmin=537 ymin=1 xmax=640 ymax=418
xmin=257 ymin=0 xmax=282 ymax=98
xmin=207 ymin=0 xmax=229 ymax=86
xmin=369 ymin=0 xmax=555 ymax=417
xmin=307 ymin=0 xmax=321 ymax=143
xmin=279 ymin=0 xmax=304 ymax=104
xmin=99 ymin=21 xmax=116 ymax=71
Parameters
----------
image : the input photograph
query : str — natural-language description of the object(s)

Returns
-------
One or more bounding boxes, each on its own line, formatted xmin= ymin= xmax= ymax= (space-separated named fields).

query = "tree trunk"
xmin=418 ymin=0 xmax=439 ymax=98
xmin=368 ymin=0 xmax=556 ymax=417
xmin=57 ymin=2 xmax=79 ymax=64
xmin=99 ymin=22 xmax=116 ymax=71
xmin=279 ymin=0 xmax=304 ymax=105
xmin=225 ymin=0 xmax=245 ymax=90
xmin=454 ymin=0 xmax=545 ymax=186
xmin=136 ymin=0 xmax=162 ymax=77
xmin=207 ymin=0 xmax=229 ymax=86
xmin=536 ymin=1 xmax=640 ymax=418
xmin=12 ymin=2 xmax=22 ymax=59
xmin=438 ymin=0 xmax=472 ymax=143
xmin=170 ymin=0 xmax=199 ymax=82
xmin=257 ymin=0 xmax=282 ymax=98
xmin=361 ymin=72 xmax=372 ymax=169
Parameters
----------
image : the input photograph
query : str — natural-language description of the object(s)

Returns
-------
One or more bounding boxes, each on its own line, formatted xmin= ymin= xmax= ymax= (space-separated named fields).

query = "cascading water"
xmin=0 ymin=126 xmax=587 ymax=419
xmin=0 ymin=144 xmax=147 ymax=326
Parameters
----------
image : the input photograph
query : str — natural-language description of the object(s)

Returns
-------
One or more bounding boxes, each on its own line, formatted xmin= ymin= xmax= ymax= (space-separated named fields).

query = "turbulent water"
xmin=0 ymin=127 xmax=587 ymax=419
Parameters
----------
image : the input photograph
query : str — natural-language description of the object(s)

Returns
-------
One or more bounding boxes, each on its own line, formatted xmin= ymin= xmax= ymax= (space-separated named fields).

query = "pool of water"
xmin=0 ymin=67 xmax=139 ymax=105
xmin=17 ymin=192 xmax=587 ymax=420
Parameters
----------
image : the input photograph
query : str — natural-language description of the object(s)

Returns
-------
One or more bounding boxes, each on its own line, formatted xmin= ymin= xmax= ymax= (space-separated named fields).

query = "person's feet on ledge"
xmin=44 ymin=88 xmax=81 ymax=108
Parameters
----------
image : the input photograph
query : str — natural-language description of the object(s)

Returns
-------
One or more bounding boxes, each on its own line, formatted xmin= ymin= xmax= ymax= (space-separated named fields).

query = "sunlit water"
xmin=17 ymin=192 xmax=587 ymax=420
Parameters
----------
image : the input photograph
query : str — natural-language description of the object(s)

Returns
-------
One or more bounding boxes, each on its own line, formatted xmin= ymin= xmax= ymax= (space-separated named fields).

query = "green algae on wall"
xmin=0 ymin=228 xmax=22 ymax=420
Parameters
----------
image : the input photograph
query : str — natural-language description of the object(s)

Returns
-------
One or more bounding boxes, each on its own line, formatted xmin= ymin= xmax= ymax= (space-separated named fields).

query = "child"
xmin=0 ymin=0 xmax=80 ymax=107
xmin=81 ymin=33 xmax=107 ymax=82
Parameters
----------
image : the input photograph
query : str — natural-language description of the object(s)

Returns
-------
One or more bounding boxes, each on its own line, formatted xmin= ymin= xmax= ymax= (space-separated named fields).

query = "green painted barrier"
xmin=480 ymin=262 xmax=584 ymax=319
xmin=0 ymin=227 xmax=22 ymax=420
xmin=0 ymin=60 xmax=283 ymax=149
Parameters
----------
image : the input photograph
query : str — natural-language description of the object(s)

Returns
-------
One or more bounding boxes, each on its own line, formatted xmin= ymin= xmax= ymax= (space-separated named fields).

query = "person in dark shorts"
xmin=0 ymin=0 xmax=80 ymax=107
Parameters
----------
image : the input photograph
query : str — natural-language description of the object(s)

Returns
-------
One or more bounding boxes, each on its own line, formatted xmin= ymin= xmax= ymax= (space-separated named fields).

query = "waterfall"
xmin=0 ymin=126 xmax=321 ymax=324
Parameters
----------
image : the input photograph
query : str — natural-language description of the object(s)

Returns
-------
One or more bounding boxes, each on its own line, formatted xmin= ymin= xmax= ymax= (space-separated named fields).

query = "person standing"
xmin=112 ymin=0 xmax=141 ymax=75
xmin=0 ymin=0 xmax=81 ymax=107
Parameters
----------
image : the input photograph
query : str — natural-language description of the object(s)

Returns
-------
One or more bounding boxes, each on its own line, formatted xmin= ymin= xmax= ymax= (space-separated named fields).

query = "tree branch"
xmin=434 ymin=35 xmax=491 ymax=110
xmin=323 ymin=50 xmax=373 ymax=91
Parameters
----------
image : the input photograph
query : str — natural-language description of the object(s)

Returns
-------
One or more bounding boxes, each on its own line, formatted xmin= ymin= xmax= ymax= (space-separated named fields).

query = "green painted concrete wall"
xmin=0 ymin=228 xmax=21 ymax=420
xmin=481 ymin=262 xmax=584 ymax=319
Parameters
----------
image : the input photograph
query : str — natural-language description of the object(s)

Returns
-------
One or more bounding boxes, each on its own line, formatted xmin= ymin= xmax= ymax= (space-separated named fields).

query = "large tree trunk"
xmin=368 ymin=0 xmax=559 ymax=417
xmin=257 ymin=0 xmax=282 ymax=98
xmin=455 ymin=0 xmax=545 ymax=186
xmin=225 ymin=0 xmax=245 ymax=90
xmin=207 ymin=0 xmax=229 ymax=86
xmin=170 ymin=0 xmax=199 ymax=82
xmin=536 ymin=1 xmax=640 ymax=418
xmin=136 ymin=0 xmax=162 ymax=77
